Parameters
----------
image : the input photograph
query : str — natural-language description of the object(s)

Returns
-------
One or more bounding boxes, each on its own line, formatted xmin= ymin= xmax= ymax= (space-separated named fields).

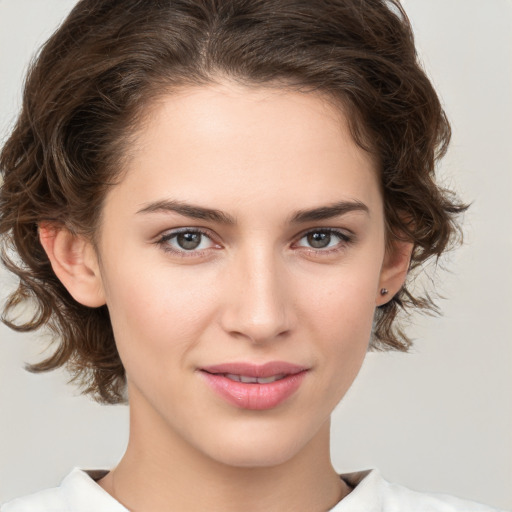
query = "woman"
xmin=0 ymin=0 xmax=508 ymax=510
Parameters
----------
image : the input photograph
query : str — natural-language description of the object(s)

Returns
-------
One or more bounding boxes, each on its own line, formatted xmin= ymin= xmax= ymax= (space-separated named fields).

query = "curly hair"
xmin=0 ymin=0 xmax=467 ymax=404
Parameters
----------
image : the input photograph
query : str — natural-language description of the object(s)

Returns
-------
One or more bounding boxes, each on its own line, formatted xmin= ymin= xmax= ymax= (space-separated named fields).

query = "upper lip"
xmin=200 ymin=361 xmax=308 ymax=378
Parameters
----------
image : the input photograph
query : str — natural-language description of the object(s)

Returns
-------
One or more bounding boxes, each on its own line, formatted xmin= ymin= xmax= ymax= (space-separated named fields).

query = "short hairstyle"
xmin=0 ymin=0 xmax=467 ymax=404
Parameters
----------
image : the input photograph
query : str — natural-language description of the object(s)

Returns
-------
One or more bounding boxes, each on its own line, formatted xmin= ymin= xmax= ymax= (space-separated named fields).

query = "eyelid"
xmin=155 ymin=227 xmax=222 ymax=257
xmin=292 ymin=227 xmax=355 ymax=253
xmin=153 ymin=226 xmax=355 ymax=258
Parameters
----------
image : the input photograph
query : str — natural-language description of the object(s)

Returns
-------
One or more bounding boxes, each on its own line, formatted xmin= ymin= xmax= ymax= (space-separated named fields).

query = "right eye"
xmin=156 ymin=228 xmax=220 ymax=256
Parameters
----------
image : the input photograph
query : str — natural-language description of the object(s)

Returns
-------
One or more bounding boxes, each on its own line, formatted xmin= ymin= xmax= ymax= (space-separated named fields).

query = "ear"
xmin=376 ymin=239 xmax=413 ymax=306
xmin=39 ymin=223 xmax=106 ymax=308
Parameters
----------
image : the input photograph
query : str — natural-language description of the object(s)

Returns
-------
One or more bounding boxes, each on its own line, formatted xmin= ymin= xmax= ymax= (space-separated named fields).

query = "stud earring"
xmin=380 ymin=288 xmax=388 ymax=296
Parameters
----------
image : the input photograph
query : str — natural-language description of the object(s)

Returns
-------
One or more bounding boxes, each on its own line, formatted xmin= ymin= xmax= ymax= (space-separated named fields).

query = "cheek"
xmin=100 ymin=258 xmax=219 ymax=372
xmin=296 ymin=254 xmax=381 ymax=385
xmin=307 ymin=291 xmax=374 ymax=412
xmin=298 ymin=256 xmax=380 ymax=336
xmin=309 ymin=279 xmax=375 ymax=365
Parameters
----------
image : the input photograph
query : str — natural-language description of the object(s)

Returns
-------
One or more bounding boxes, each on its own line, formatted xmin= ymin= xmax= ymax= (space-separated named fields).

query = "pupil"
xmin=177 ymin=232 xmax=201 ymax=250
xmin=307 ymin=232 xmax=330 ymax=248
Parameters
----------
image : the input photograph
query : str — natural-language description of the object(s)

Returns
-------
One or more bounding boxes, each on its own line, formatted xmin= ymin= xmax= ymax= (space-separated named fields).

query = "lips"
xmin=223 ymin=373 xmax=286 ymax=384
xmin=199 ymin=362 xmax=308 ymax=410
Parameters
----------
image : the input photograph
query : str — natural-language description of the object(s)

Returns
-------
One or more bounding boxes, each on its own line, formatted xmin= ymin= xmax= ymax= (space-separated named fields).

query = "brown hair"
xmin=0 ymin=0 xmax=467 ymax=404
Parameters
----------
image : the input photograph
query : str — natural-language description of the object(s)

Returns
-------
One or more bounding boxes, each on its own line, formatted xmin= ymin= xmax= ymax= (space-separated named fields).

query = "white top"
xmin=1 ymin=468 xmax=505 ymax=511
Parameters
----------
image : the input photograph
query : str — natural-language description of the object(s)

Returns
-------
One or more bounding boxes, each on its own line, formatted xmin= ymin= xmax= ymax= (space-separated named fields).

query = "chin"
xmin=197 ymin=418 xmax=325 ymax=469
xmin=210 ymin=442 xmax=300 ymax=469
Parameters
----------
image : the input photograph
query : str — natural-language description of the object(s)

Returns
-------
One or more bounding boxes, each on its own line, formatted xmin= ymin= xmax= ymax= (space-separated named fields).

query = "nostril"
xmin=219 ymin=257 xmax=295 ymax=342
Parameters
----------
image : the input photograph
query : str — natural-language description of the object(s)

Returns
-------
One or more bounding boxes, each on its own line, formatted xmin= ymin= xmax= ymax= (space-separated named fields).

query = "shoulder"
xmin=1 ymin=468 xmax=126 ymax=512
xmin=1 ymin=486 xmax=67 ymax=512
xmin=378 ymin=478 xmax=505 ymax=512
xmin=335 ymin=469 xmax=506 ymax=512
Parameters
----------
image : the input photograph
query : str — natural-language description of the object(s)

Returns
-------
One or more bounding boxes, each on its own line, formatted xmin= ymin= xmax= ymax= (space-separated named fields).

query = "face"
xmin=92 ymin=81 xmax=395 ymax=467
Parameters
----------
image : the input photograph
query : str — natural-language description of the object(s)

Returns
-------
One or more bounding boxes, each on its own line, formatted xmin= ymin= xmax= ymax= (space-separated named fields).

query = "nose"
xmin=219 ymin=245 xmax=295 ymax=344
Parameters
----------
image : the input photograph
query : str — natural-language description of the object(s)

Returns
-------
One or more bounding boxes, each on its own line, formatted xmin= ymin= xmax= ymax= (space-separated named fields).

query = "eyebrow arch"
xmin=290 ymin=200 xmax=369 ymax=223
xmin=136 ymin=198 xmax=369 ymax=225
xmin=136 ymin=199 xmax=236 ymax=225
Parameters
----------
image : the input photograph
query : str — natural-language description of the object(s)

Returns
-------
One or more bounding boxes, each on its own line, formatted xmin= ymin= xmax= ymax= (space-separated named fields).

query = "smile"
xmin=199 ymin=362 xmax=308 ymax=410
xmin=223 ymin=373 xmax=286 ymax=384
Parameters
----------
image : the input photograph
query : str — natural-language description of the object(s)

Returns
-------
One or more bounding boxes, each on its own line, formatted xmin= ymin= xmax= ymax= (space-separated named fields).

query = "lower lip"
xmin=200 ymin=371 xmax=308 ymax=410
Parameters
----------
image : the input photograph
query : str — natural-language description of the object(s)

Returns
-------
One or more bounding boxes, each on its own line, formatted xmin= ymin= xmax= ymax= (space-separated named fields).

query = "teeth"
xmin=225 ymin=373 xmax=243 ymax=382
xmin=224 ymin=373 xmax=285 ymax=384
xmin=240 ymin=375 xmax=258 ymax=383
xmin=257 ymin=374 xmax=285 ymax=383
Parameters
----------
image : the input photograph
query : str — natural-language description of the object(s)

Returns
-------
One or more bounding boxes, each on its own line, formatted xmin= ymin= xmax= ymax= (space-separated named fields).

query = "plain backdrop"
xmin=0 ymin=0 xmax=511 ymax=509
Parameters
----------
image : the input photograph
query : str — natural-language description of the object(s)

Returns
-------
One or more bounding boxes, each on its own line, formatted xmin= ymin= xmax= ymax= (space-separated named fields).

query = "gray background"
xmin=0 ymin=0 xmax=511 ymax=508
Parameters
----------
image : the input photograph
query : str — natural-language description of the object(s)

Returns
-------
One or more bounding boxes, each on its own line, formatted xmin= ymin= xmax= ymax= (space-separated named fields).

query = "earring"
xmin=380 ymin=288 xmax=388 ymax=296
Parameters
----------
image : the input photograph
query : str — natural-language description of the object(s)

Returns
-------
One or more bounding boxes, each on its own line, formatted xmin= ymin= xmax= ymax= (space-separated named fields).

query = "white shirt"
xmin=1 ymin=468 xmax=505 ymax=511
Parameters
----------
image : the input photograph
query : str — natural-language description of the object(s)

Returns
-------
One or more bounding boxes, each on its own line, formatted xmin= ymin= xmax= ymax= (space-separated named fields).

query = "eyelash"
xmin=293 ymin=228 xmax=354 ymax=255
xmin=155 ymin=227 xmax=354 ymax=258
xmin=156 ymin=227 xmax=219 ymax=258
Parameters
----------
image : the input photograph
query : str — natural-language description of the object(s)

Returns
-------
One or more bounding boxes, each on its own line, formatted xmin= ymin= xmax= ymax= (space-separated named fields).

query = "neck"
xmin=99 ymin=391 xmax=350 ymax=512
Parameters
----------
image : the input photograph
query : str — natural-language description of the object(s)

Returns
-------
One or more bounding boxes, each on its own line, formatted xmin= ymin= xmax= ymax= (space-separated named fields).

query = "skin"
xmin=40 ymin=81 xmax=411 ymax=512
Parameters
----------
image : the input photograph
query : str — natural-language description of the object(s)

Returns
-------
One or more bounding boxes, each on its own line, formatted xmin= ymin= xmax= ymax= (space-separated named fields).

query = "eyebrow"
xmin=136 ymin=199 xmax=369 ymax=224
xmin=137 ymin=200 xmax=236 ymax=224
xmin=290 ymin=200 xmax=369 ymax=223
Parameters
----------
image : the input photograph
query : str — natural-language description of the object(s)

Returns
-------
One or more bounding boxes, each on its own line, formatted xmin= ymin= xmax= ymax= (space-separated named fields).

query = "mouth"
xmin=199 ymin=361 xmax=309 ymax=410
xmin=220 ymin=373 xmax=286 ymax=384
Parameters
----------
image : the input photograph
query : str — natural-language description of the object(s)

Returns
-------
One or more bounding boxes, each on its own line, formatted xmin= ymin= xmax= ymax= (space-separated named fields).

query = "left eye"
xmin=159 ymin=229 xmax=216 ymax=252
xmin=296 ymin=230 xmax=349 ymax=250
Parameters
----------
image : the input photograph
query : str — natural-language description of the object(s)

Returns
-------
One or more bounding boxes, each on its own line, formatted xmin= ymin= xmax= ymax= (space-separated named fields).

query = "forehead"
xmin=107 ymin=81 xmax=381 ymax=219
